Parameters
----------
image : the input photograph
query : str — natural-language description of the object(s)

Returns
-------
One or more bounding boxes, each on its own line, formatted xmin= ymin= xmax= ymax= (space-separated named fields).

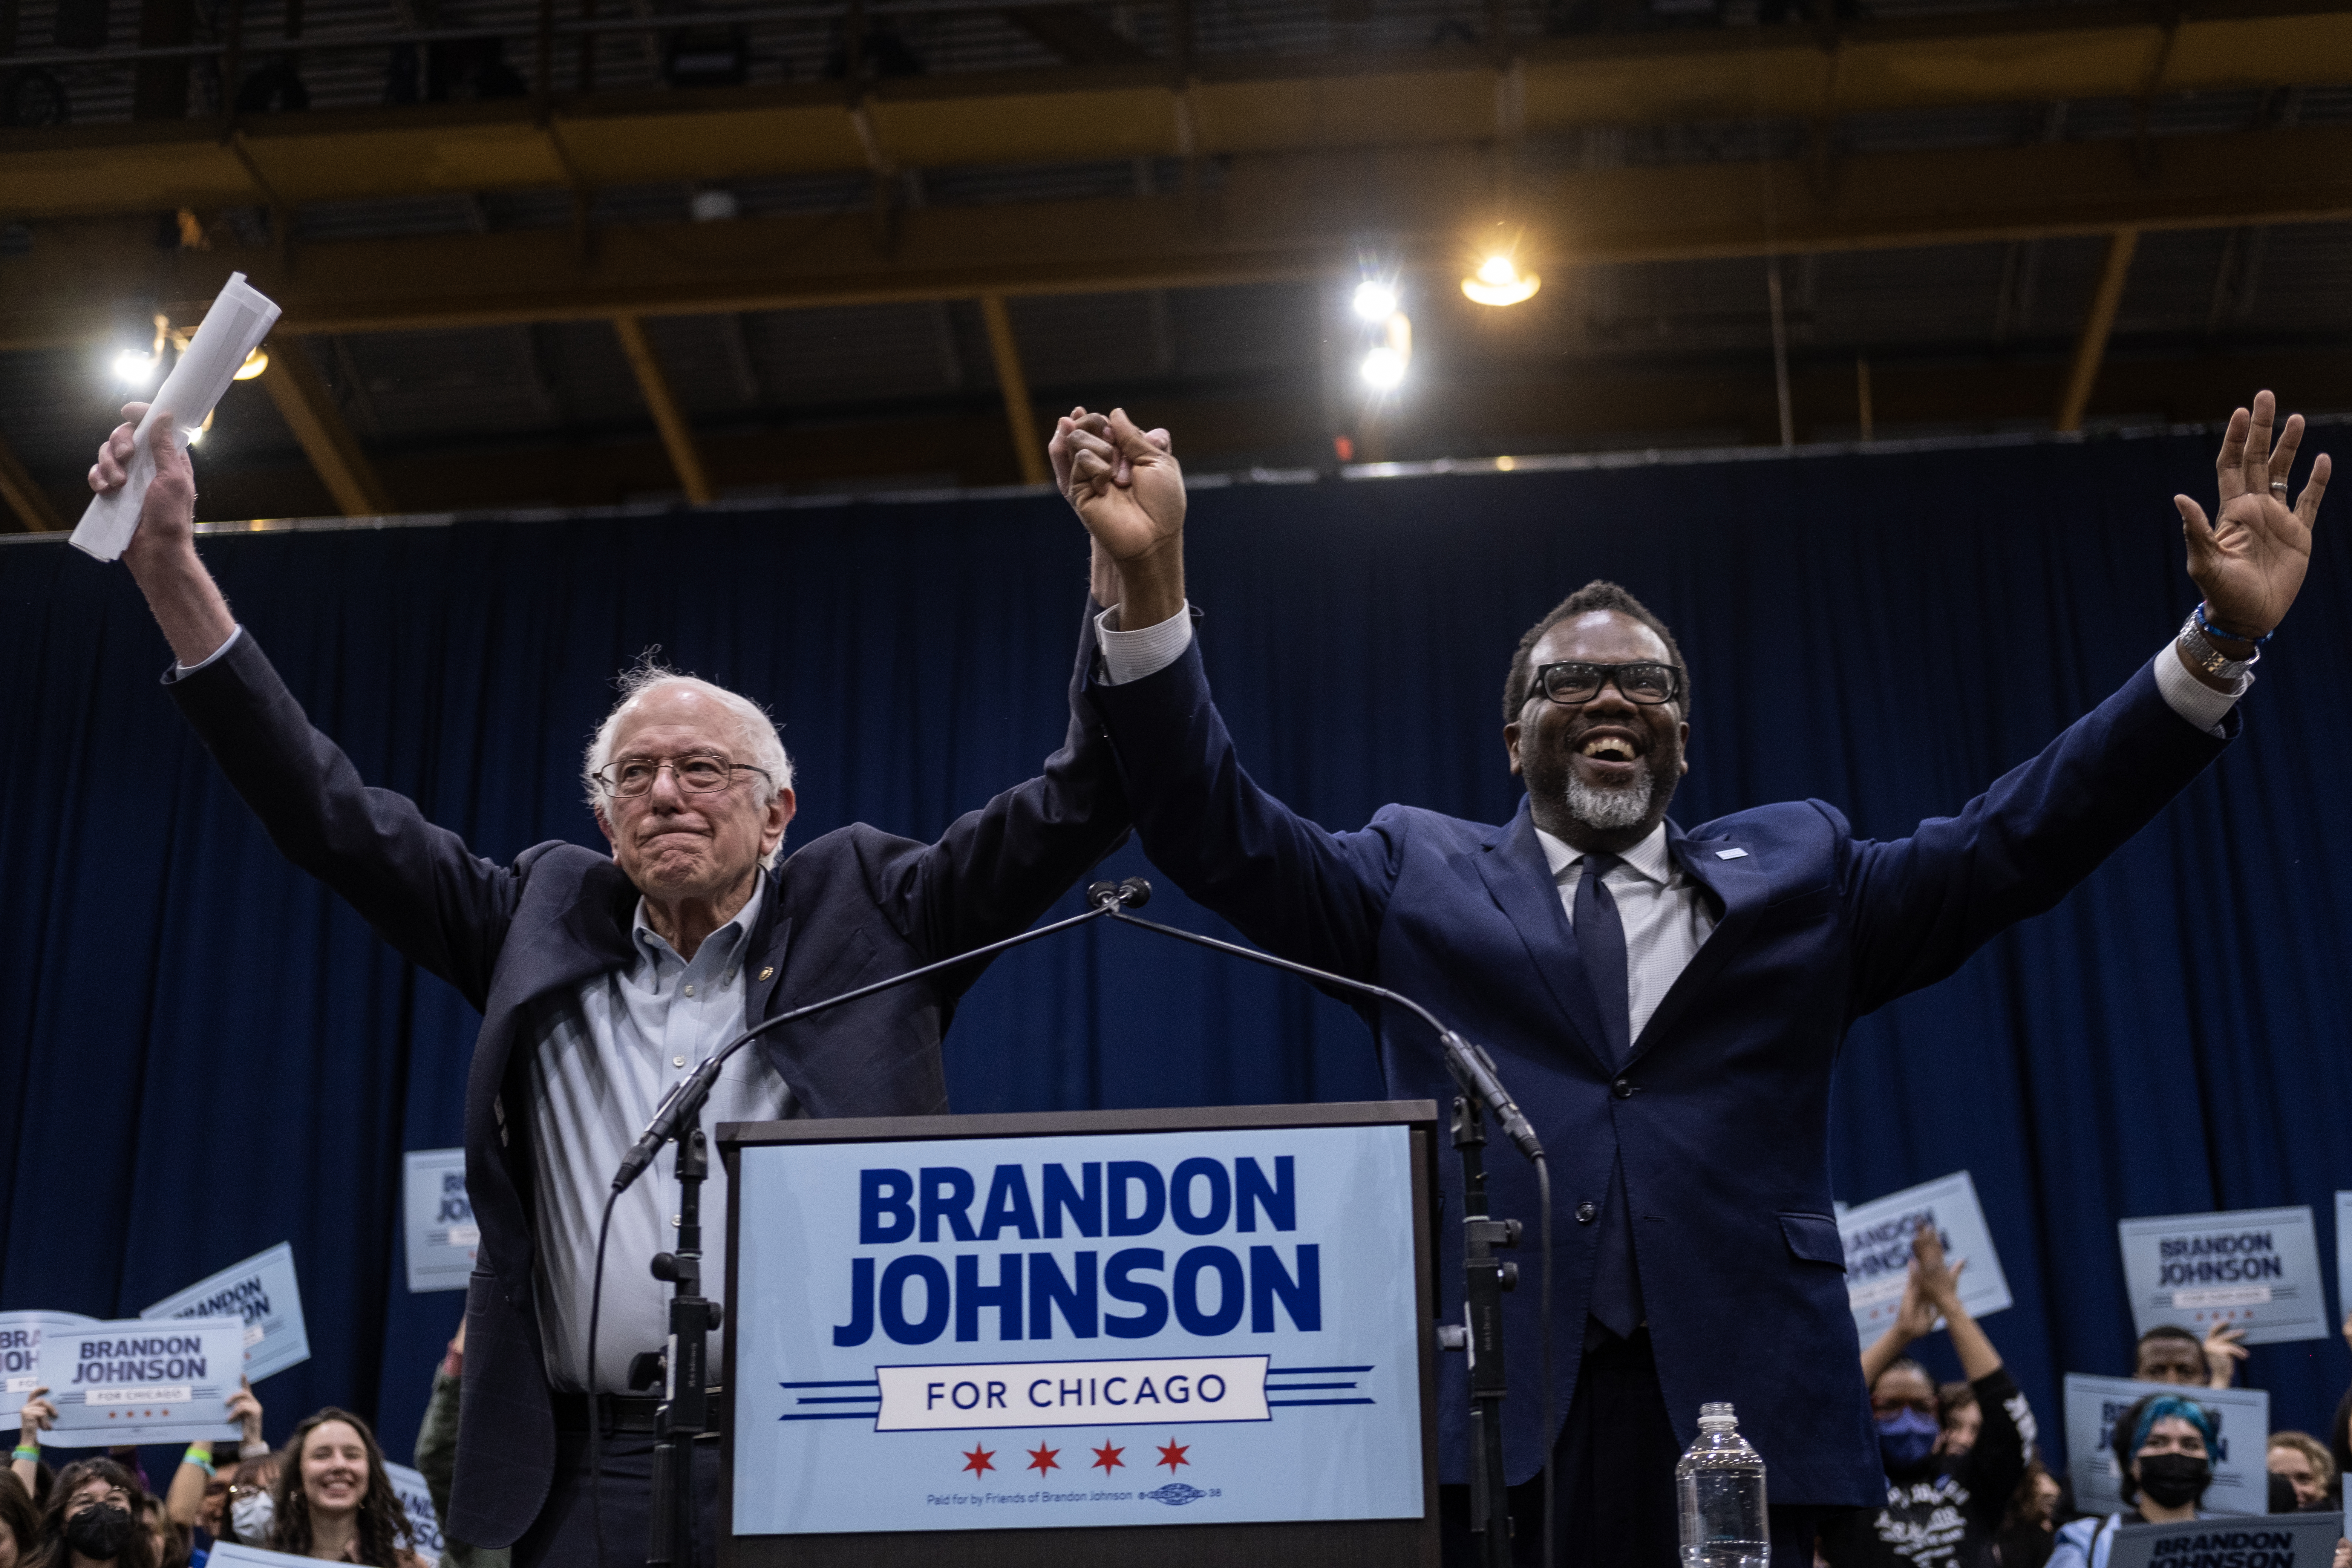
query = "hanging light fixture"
xmin=1462 ymin=252 xmax=1540 ymax=307
xmin=234 ymin=345 xmax=270 ymax=380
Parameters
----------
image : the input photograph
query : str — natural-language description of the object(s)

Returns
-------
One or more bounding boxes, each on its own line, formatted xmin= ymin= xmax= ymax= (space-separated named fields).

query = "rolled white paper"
xmin=71 ymin=271 xmax=282 ymax=562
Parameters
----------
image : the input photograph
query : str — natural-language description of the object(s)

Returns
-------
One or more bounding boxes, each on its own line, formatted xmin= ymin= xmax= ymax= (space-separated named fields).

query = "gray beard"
xmin=1563 ymin=769 xmax=1655 ymax=833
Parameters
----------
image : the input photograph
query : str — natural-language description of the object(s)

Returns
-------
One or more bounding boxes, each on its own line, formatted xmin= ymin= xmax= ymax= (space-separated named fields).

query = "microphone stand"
xmin=1095 ymin=902 xmax=1549 ymax=1568
xmin=598 ymin=878 xmax=1148 ymax=1568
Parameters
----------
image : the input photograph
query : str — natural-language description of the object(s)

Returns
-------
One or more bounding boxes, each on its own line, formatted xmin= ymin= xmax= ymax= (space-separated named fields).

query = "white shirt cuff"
xmin=1095 ymin=604 xmax=1193 ymax=686
xmin=176 ymin=623 xmax=245 ymax=675
xmin=2151 ymin=640 xmax=2249 ymax=737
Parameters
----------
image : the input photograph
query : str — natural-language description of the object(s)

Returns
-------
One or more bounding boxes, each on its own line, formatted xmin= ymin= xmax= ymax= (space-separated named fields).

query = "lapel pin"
xmin=759 ymin=966 xmax=774 ymax=981
xmin=1715 ymin=848 xmax=1749 ymax=861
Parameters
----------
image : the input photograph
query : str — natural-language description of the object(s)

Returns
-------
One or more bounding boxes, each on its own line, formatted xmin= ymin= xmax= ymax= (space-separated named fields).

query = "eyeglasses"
xmin=592 ymin=755 xmax=770 ymax=798
xmin=1528 ymin=660 xmax=1681 ymax=707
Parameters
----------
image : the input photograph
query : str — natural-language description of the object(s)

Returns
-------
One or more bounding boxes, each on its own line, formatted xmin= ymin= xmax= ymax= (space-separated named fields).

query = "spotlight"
xmin=1352 ymin=279 xmax=1398 ymax=322
xmin=1462 ymin=254 xmax=1540 ymax=307
xmin=112 ymin=348 xmax=158 ymax=388
xmin=233 ymin=346 xmax=269 ymax=380
xmin=1360 ymin=345 xmax=1405 ymax=390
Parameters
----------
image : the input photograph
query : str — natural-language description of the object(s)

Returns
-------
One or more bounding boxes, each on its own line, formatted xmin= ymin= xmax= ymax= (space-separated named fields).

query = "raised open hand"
xmin=1909 ymin=1220 xmax=1967 ymax=1311
xmin=1049 ymin=405 xmax=1183 ymax=565
xmin=2177 ymin=390 xmax=2327 ymax=639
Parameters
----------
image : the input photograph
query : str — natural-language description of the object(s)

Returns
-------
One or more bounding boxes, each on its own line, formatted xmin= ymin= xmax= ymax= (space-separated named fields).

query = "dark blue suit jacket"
xmin=1087 ymin=640 xmax=2232 ymax=1506
xmin=166 ymin=612 xmax=1128 ymax=1547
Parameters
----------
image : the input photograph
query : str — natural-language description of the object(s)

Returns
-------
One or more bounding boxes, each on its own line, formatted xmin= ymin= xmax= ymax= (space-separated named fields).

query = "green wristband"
xmin=182 ymin=1444 xmax=215 ymax=1476
xmin=11 ymin=1445 xmax=38 ymax=1463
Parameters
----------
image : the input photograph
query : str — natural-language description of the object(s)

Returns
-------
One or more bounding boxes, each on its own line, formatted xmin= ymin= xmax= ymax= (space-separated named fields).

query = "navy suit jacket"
xmin=1087 ymin=640 xmax=2232 ymax=1506
xmin=166 ymin=611 xmax=1128 ymax=1547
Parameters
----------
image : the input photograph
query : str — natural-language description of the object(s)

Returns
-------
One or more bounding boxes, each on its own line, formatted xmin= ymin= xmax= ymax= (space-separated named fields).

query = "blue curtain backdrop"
xmin=3 ymin=428 xmax=2348 ymax=1484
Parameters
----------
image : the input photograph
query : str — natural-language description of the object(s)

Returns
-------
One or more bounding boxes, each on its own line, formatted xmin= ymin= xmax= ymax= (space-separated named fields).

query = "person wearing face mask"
xmin=218 ymin=1454 xmax=281 ymax=1554
xmin=2048 ymin=1395 xmax=2219 ymax=1568
xmin=267 ymin=1411 xmax=421 ymax=1568
xmin=27 ymin=1457 xmax=157 ymax=1568
xmin=162 ymin=1380 xmax=266 ymax=1562
xmin=2 ymin=1474 xmax=38 ymax=1568
xmin=1820 ymin=1223 xmax=2032 ymax=1566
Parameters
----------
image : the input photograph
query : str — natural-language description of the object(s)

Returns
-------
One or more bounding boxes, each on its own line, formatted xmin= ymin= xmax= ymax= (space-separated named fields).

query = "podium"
xmin=717 ymin=1100 xmax=1441 ymax=1567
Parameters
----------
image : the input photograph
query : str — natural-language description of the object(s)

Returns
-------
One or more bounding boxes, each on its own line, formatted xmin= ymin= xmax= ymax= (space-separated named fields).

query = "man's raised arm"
xmin=92 ymin=403 xmax=238 ymax=668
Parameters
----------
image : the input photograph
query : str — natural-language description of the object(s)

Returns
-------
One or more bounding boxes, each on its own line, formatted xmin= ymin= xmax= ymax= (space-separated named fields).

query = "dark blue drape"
xmin=4 ymin=429 xmax=2347 ymax=1485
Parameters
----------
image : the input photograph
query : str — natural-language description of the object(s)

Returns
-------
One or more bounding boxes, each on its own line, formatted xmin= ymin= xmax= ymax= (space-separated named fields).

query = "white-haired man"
xmin=87 ymin=406 xmax=1133 ymax=1563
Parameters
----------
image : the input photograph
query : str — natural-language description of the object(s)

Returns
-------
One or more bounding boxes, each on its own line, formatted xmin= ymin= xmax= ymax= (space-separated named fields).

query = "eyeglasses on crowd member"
xmin=0 ymin=1473 xmax=37 ymax=1568
xmin=1990 ymin=1461 xmax=2064 ymax=1568
xmin=27 ymin=1456 xmax=157 ymax=1568
xmin=2269 ymin=1431 xmax=2336 ymax=1511
xmin=1821 ymin=1223 xmax=2035 ymax=1568
xmin=214 ymin=1452 xmax=284 ymax=1554
xmin=2049 ymin=1393 xmax=2219 ymax=1568
xmin=266 ymin=1410 xmax=422 ymax=1567
xmin=2132 ymin=1322 xmax=2245 ymax=1389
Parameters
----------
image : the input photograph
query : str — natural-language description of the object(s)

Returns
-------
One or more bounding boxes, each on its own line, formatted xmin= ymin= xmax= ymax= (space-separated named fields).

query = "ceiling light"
xmin=1462 ymin=255 xmax=1540 ymax=307
xmin=1359 ymin=345 xmax=1405 ymax=390
xmin=112 ymin=349 xmax=158 ymax=388
xmin=233 ymin=346 xmax=269 ymax=380
xmin=1351 ymin=280 xmax=1399 ymax=322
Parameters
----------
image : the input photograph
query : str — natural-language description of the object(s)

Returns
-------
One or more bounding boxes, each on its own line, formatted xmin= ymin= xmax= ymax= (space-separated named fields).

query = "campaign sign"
xmin=2119 ymin=1207 xmax=2330 ymax=1345
xmin=404 ymin=1148 xmax=479 ymax=1294
xmin=141 ymin=1241 xmax=312 ymax=1382
xmin=1838 ymin=1171 xmax=2013 ymax=1340
xmin=2104 ymin=1513 xmax=2343 ymax=1568
xmin=2335 ymin=1192 xmax=2352 ymax=1325
xmin=207 ymin=1545 xmax=331 ymax=1566
xmin=1 ymin=1311 xmax=95 ymax=1424
xmin=385 ymin=1459 xmax=445 ymax=1562
xmin=2062 ymin=1375 xmax=2269 ymax=1517
xmin=33 ymin=1317 xmax=246 ymax=1447
xmin=730 ymin=1124 xmax=1422 ymax=1536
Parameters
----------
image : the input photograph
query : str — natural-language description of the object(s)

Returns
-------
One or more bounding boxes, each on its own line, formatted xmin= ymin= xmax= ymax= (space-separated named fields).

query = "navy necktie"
xmin=1576 ymin=851 xmax=1647 ymax=1337
xmin=1575 ymin=852 xmax=1631 ymax=1066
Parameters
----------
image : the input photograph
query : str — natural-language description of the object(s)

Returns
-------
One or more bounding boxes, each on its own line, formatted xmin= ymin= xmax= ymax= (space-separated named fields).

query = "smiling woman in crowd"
xmin=28 ymin=1457 xmax=157 ymax=1568
xmin=266 ymin=1411 xmax=421 ymax=1568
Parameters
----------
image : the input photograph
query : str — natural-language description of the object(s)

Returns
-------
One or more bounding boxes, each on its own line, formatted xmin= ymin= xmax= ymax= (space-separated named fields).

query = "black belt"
xmin=551 ymin=1390 xmax=726 ymax=1437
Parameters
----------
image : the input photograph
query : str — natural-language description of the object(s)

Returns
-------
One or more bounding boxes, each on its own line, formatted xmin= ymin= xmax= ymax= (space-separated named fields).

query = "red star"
xmin=1090 ymin=1442 xmax=1125 ymax=1473
xmin=1025 ymin=1444 xmax=1061 ymax=1474
xmin=960 ymin=1444 xmax=996 ymax=1476
xmin=1155 ymin=1438 xmax=1191 ymax=1472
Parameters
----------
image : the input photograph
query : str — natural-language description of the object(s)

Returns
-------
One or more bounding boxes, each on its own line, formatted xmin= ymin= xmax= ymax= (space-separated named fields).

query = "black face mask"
xmin=63 ymin=1501 xmax=137 ymax=1560
xmin=2136 ymin=1453 xmax=2213 ymax=1510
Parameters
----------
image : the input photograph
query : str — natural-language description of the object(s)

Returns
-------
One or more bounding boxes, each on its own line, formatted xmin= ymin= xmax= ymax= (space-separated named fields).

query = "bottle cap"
xmin=1698 ymin=1401 xmax=1736 ymax=1427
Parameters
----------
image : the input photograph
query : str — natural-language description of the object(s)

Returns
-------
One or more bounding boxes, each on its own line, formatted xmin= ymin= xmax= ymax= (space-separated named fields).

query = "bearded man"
xmin=1047 ymin=394 xmax=2325 ymax=1565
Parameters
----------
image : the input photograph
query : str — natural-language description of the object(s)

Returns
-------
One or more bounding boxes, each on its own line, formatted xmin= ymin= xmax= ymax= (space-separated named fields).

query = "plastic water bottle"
xmin=1677 ymin=1401 xmax=1769 ymax=1568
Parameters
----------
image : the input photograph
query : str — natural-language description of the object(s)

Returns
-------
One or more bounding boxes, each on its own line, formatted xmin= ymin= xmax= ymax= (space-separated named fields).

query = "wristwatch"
xmin=2177 ymin=609 xmax=2259 ymax=681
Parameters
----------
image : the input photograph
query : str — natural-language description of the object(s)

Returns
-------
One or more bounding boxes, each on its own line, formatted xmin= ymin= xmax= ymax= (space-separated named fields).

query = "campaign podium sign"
xmin=2103 ymin=1513 xmax=2343 ymax=1568
xmin=720 ymin=1102 xmax=1439 ymax=1567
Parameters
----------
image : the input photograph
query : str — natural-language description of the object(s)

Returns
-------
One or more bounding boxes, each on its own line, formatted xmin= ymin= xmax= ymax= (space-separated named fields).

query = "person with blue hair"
xmin=2049 ymin=1393 xmax=2220 ymax=1567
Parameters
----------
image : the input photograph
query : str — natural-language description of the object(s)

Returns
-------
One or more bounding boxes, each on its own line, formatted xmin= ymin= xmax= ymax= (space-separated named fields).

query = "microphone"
xmin=1097 ymin=895 xmax=1544 ymax=1163
xmin=609 ymin=876 xmax=1149 ymax=1195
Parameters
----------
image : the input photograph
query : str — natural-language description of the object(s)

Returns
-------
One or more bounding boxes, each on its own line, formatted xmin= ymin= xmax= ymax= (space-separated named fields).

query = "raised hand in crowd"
xmin=2202 ymin=1320 xmax=2249 ymax=1389
xmin=11 ymin=1388 xmax=55 ymax=1495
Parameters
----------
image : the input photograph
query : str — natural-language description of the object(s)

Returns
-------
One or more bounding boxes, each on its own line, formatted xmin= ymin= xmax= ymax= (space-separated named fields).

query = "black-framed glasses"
xmin=592 ymin=755 xmax=771 ymax=798
xmin=1529 ymin=660 xmax=1681 ymax=707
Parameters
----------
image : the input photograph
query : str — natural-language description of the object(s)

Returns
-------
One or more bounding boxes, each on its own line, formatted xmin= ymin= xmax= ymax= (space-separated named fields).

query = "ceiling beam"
xmin=0 ymin=429 xmax=65 ymax=531
xmin=3 ymin=126 xmax=2349 ymax=351
xmin=978 ymin=292 xmax=1047 ymax=487
xmin=257 ymin=337 xmax=395 ymax=516
xmin=2057 ymin=228 xmax=2142 ymax=433
xmin=611 ymin=312 xmax=714 ymax=504
xmin=3 ymin=3 xmax=2347 ymax=220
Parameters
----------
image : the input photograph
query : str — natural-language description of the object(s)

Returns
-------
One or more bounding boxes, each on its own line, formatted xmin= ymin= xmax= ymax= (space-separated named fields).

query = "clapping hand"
xmin=2176 ymin=390 xmax=2328 ymax=641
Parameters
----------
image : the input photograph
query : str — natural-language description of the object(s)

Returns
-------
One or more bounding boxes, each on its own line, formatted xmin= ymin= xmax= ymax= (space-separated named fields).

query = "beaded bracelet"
xmin=2196 ymin=602 xmax=2274 ymax=647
